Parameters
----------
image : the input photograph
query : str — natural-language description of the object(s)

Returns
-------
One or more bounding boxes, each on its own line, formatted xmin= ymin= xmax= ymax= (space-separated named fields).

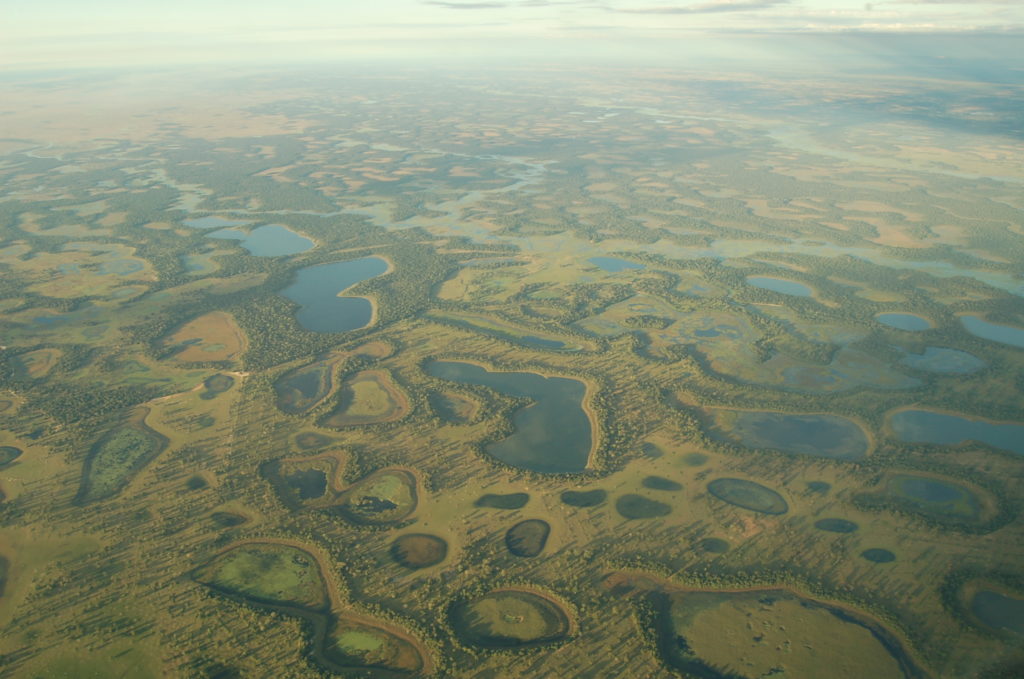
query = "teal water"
xmin=961 ymin=315 xmax=1024 ymax=349
xmin=208 ymin=224 xmax=314 ymax=257
xmin=589 ymin=256 xmax=644 ymax=272
xmin=425 ymin=360 xmax=591 ymax=473
xmin=877 ymin=312 xmax=931 ymax=331
xmin=280 ymin=256 xmax=389 ymax=333
xmin=900 ymin=347 xmax=985 ymax=374
xmin=707 ymin=410 xmax=869 ymax=460
xmin=889 ymin=409 xmax=1024 ymax=456
xmin=746 ymin=276 xmax=813 ymax=297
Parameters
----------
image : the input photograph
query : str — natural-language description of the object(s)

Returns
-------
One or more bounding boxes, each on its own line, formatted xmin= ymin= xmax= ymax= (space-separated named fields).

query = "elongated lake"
xmin=889 ymin=409 xmax=1024 ymax=456
xmin=876 ymin=312 xmax=931 ymax=331
xmin=425 ymin=360 xmax=591 ymax=473
xmin=281 ymin=256 xmax=389 ymax=333
xmin=900 ymin=347 xmax=985 ymax=374
xmin=746 ymin=275 xmax=813 ymax=297
xmin=705 ymin=409 xmax=869 ymax=460
xmin=960 ymin=314 xmax=1024 ymax=349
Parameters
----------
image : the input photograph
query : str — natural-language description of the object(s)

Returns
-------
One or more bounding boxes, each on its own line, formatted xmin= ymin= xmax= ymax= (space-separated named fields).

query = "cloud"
xmin=611 ymin=0 xmax=790 ymax=14
xmin=885 ymin=0 xmax=1018 ymax=4
xmin=424 ymin=1 xmax=510 ymax=9
xmin=424 ymin=0 xmax=592 ymax=8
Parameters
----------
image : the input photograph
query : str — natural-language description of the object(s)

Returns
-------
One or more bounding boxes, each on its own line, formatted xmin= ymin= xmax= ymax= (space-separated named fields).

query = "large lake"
xmin=209 ymin=224 xmax=314 ymax=256
xmin=281 ymin=256 xmax=389 ymax=333
xmin=705 ymin=410 xmax=869 ymax=460
xmin=889 ymin=409 xmax=1024 ymax=456
xmin=425 ymin=360 xmax=591 ymax=473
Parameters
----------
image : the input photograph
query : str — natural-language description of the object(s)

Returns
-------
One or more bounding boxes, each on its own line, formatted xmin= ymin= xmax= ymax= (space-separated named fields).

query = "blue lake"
xmin=960 ymin=315 xmax=1024 ymax=349
xmin=589 ymin=256 xmax=645 ymax=272
xmin=889 ymin=409 xmax=1024 ymax=456
xmin=900 ymin=347 xmax=985 ymax=374
xmin=746 ymin=276 xmax=813 ymax=297
xmin=208 ymin=224 xmax=314 ymax=257
xmin=280 ymin=256 xmax=389 ymax=333
xmin=425 ymin=360 xmax=591 ymax=474
xmin=876 ymin=313 xmax=931 ymax=331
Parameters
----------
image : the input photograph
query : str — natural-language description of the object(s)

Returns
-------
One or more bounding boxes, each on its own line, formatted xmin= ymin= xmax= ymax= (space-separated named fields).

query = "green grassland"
xmin=0 ymin=66 xmax=1022 ymax=679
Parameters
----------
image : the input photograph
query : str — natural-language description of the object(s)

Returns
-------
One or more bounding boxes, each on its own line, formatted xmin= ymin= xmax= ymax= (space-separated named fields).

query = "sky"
xmin=2 ymin=0 xmax=1023 ymax=70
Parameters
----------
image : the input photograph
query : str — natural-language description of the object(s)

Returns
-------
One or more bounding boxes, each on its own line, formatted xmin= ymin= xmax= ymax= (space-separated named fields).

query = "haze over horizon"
xmin=4 ymin=0 xmax=1023 ymax=73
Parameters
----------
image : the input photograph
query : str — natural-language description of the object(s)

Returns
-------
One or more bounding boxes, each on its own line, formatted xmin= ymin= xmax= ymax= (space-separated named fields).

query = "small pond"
xmin=281 ymin=256 xmax=389 ymax=333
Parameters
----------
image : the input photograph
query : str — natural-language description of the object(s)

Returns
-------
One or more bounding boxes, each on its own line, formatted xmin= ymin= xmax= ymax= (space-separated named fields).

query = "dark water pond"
xmin=281 ymin=257 xmax=389 ymax=333
xmin=886 ymin=474 xmax=982 ymax=522
xmin=475 ymin=493 xmax=529 ymax=509
xmin=900 ymin=347 xmax=985 ymax=374
xmin=426 ymin=360 xmax=591 ymax=473
xmin=746 ymin=275 xmax=813 ymax=297
xmin=889 ymin=409 xmax=1024 ymax=456
xmin=561 ymin=489 xmax=606 ymax=507
xmin=861 ymin=548 xmax=896 ymax=563
xmin=707 ymin=478 xmax=788 ymax=515
xmin=707 ymin=410 xmax=869 ymax=461
xmin=876 ymin=312 xmax=931 ymax=331
xmin=209 ymin=224 xmax=314 ymax=256
xmin=589 ymin=256 xmax=645 ymax=272
xmin=814 ymin=518 xmax=859 ymax=533
xmin=961 ymin=314 xmax=1024 ymax=348
xmin=971 ymin=590 xmax=1024 ymax=636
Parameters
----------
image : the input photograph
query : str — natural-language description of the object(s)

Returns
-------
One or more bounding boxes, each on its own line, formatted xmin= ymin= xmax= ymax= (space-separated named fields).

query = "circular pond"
xmin=391 ymin=534 xmax=448 ymax=569
xmin=451 ymin=589 xmax=572 ymax=648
